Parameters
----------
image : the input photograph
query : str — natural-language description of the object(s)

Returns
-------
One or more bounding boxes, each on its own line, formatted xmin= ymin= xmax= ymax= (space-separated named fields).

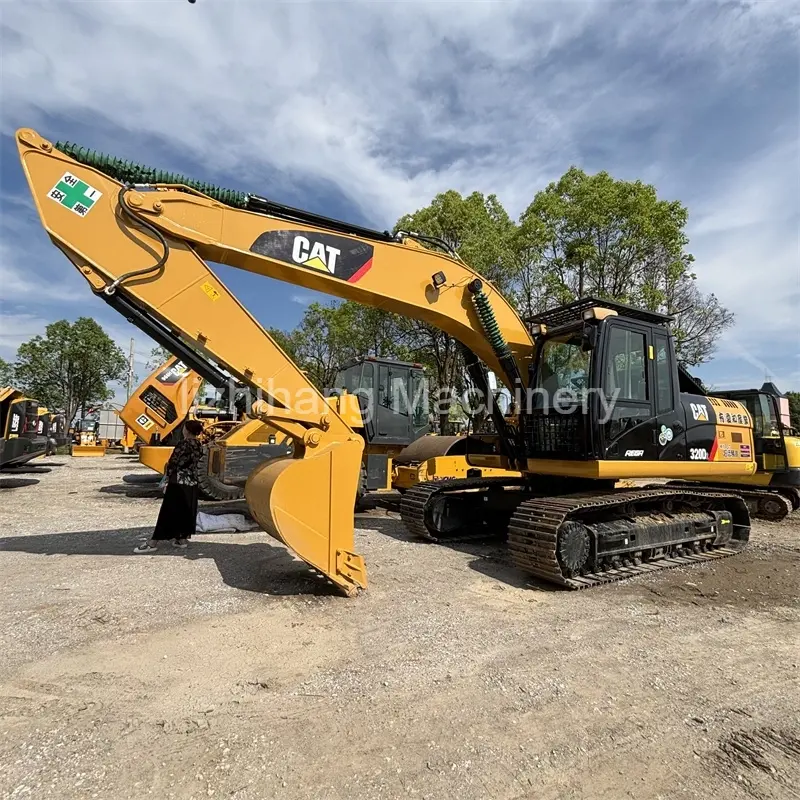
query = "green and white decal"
xmin=47 ymin=172 xmax=102 ymax=217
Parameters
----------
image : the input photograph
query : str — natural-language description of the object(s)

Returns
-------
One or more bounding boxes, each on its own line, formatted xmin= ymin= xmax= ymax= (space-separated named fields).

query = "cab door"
xmin=650 ymin=329 xmax=686 ymax=462
xmin=599 ymin=321 xmax=660 ymax=461
xmin=376 ymin=363 xmax=413 ymax=445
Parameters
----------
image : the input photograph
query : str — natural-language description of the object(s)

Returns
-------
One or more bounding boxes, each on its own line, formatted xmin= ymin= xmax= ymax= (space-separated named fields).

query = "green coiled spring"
xmin=471 ymin=286 xmax=511 ymax=357
xmin=53 ymin=141 xmax=248 ymax=209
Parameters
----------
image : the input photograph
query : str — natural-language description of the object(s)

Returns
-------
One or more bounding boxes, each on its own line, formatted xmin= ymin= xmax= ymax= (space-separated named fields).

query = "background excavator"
xmin=123 ymin=350 xmax=519 ymax=504
xmin=208 ymin=353 xmax=523 ymax=507
xmin=0 ymin=387 xmax=51 ymax=468
xmin=658 ymin=378 xmax=800 ymax=520
xmin=117 ymin=354 xmax=294 ymax=500
xmin=18 ymin=126 xmax=762 ymax=596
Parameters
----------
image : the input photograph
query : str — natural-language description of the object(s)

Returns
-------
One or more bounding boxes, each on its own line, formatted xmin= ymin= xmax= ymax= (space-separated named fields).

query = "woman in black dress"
xmin=134 ymin=419 xmax=205 ymax=553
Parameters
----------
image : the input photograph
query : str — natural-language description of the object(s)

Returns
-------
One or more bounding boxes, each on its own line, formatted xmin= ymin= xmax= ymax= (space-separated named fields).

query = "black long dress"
xmin=152 ymin=438 xmax=203 ymax=540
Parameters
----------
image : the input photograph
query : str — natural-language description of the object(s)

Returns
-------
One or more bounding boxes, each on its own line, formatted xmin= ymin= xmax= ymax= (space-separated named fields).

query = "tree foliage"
xmin=269 ymin=302 xmax=410 ymax=391
xmin=146 ymin=345 xmax=172 ymax=371
xmin=786 ymin=391 xmax=800 ymax=430
xmin=12 ymin=318 xmax=127 ymax=422
xmin=0 ymin=357 xmax=14 ymax=387
xmin=513 ymin=167 xmax=733 ymax=365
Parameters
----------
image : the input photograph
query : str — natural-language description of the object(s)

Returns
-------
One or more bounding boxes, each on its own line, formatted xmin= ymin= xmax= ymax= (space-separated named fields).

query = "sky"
xmin=1 ymin=0 xmax=798 ymax=405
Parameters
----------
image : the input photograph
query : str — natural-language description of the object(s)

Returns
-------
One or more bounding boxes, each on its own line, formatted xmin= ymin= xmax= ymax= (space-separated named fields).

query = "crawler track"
xmin=657 ymin=480 xmax=797 ymax=521
xmin=399 ymin=479 xmax=751 ymax=590
xmin=399 ymin=476 xmax=530 ymax=542
xmin=507 ymin=489 xmax=749 ymax=589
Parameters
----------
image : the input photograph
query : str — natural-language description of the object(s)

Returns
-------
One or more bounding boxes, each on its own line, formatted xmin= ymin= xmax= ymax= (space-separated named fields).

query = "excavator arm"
xmin=16 ymin=127 xmax=534 ymax=596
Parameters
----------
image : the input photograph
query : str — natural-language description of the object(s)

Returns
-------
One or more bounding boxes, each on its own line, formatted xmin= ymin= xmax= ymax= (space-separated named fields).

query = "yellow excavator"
xmin=207 ymin=353 xmax=522 ymax=506
xmin=117 ymin=355 xmax=294 ymax=500
xmin=658 ymin=379 xmax=800 ymax=520
xmin=18 ymin=126 xmax=763 ymax=596
xmin=1 ymin=387 xmax=51 ymax=468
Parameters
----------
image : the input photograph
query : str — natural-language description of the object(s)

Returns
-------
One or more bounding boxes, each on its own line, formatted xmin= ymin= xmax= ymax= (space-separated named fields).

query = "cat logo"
xmin=157 ymin=360 xmax=190 ymax=385
xmin=250 ymin=230 xmax=374 ymax=283
xmin=291 ymin=236 xmax=340 ymax=274
xmin=690 ymin=403 xmax=709 ymax=422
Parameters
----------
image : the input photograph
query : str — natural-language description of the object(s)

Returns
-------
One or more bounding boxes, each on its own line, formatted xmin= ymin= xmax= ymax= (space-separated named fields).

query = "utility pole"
xmin=127 ymin=338 xmax=135 ymax=399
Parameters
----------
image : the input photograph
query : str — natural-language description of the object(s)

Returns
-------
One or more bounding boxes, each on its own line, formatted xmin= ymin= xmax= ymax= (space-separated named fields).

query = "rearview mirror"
xmin=581 ymin=323 xmax=598 ymax=352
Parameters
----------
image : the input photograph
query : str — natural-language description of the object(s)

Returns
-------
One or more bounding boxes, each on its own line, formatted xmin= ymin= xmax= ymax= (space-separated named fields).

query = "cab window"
xmin=654 ymin=333 xmax=673 ymax=412
xmin=379 ymin=365 xmax=410 ymax=416
xmin=605 ymin=327 xmax=647 ymax=402
xmin=409 ymin=370 xmax=427 ymax=426
xmin=534 ymin=333 xmax=590 ymax=407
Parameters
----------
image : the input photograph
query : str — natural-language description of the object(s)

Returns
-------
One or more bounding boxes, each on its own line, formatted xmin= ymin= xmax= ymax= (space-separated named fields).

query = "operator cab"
xmin=715 ymin=386 xmax=799 ymax=483
xmin=330 ymin=356 xmax=430 ymax=447
xmin=524 ymin=297 xmax=720 ymax=465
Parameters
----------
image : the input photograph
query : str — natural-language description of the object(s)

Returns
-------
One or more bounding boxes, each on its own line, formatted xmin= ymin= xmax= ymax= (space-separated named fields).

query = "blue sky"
xmin=1 ymin=0 xmax=798 ymax=402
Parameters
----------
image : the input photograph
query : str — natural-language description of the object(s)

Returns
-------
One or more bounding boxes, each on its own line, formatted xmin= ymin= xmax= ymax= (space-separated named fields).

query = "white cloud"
xmin=0 ymin=312 xmax=50 ymax=359
xmin=1 ymin=0 xmax=798 ymax=388
xmin=4 ymin=1 xmax=791 ymax=222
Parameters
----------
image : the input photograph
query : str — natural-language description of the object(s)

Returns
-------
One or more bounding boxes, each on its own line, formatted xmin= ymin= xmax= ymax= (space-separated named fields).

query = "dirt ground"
xmin=0 ymin=455 xmax=798 ymax=800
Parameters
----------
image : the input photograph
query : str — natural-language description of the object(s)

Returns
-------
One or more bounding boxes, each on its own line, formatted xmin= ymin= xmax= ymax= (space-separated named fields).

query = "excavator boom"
xmin=16 ymin=127 xmax=533 ymax=595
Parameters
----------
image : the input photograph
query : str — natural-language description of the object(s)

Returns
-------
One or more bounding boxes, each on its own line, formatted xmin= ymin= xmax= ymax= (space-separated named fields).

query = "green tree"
xmin=393 ymin=190 xmax=517 ymax=432
xmin=279 ymin=301 xmax=409 ymax=391
xmin=515 ymin=167 xmax=733 ymax=365
xmin=146 ymin=345 xmax=172 ymax=371
xmin=268 ymin=326 xmax=302 ymax=364
xmin=0 ymin=357 xmax=14 ymax=386
xmin=13 ymin=318 xmax=127 ymax=422
xmin=786 ymin=391 xmax=800 ymax=429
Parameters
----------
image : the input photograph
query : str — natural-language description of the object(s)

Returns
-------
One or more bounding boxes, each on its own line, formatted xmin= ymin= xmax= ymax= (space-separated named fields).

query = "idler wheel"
xmin=557 ymin=522 xmax=591 ymax=576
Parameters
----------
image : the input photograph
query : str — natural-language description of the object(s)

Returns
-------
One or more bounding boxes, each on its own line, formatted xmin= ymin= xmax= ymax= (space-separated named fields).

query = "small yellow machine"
xmin=71 ymin=417 xmax=106 ymax=457
xmin=18 ymin=126 xmax=764 ymax=596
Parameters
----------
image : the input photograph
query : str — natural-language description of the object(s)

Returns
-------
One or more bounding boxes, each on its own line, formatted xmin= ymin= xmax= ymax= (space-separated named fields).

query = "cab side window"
xmin=605 ymin=328 xmax=647 ymax=402
xmin=654 ymin=334 xmax=673 ymax=413
xmin=379 ymin=365 xmax=409 ymax=415
xmin=409 ymin=370 xmax=427 ymax=426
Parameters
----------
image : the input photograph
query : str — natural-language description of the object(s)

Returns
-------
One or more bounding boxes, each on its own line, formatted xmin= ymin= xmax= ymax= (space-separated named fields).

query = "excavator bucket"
xmin=244 ymin=436 xmax=367 ymax=596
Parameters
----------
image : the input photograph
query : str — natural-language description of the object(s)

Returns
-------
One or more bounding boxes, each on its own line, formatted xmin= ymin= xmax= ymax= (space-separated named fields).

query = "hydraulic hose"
xmin=467 ymin=279 xmax=527 ymax=463
xmin=55 ymin=141 xmax=248 ymax=208
xmin=101 ymin=186 xmax=170 ymax=296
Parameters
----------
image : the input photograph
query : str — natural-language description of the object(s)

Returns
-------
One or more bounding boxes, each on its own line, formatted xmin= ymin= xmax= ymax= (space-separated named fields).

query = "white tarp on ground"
xmin=195 ymin=511 xmax=259 ymax=533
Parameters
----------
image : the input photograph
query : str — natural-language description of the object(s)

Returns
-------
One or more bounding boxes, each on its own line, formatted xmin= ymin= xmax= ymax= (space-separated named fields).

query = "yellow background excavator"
xmin=120 ymin=354 xmax=316 ymax=500
xmin=18 ymin=127 xmax=768 ymax=596
xmin=658 ymin=379 xmax=800 ymax=519
xmin=117 ymin=355 xmax=295 ymax=500
xmin=124 ymin=349 xmax=521 ymax=504
xmin=209 ymin=353 xmax=523 ymax=507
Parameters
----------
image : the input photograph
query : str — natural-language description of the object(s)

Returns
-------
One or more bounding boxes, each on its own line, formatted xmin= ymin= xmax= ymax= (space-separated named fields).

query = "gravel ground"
xmin=1 ymin=455 xmax=798 ymax=800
